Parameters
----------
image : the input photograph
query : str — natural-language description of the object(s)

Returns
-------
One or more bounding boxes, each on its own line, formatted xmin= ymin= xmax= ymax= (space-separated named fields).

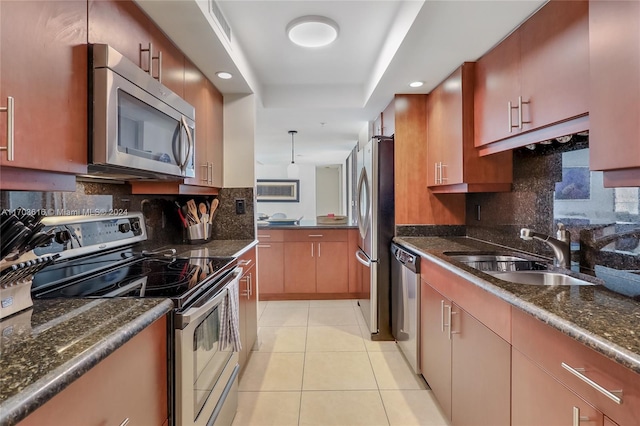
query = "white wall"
xmin=316 ymin=166 xmax=342 ymax=215
xmin=223 ymin=94 xmax=256 ymax=188
xmin=255 ymin=163 xmax=317 ymax=220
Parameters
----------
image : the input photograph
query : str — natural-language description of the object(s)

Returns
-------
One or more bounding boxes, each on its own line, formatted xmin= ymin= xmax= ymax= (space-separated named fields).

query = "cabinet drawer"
xmin=283 ymin=229 xmax=348 ymax=242
xmin=512 ymin=307 xmax=640 ymax=425
xmin=257 ymin=229 xmax=284 ymax=242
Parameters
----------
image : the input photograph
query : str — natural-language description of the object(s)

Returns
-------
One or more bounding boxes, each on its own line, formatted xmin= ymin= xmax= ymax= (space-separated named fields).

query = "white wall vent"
xmin=209 ymin=0 xmax=232 ymax=42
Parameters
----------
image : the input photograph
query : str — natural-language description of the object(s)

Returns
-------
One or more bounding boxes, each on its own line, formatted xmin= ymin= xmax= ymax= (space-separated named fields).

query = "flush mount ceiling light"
xmin=287 ymin=130 xmax=300 ymax=179
xmin=216 ymin=71 xmax=233 ymax=79
xmin=409 ymin=81 xmax=424 ymax=88
xmin=287 ymin=16 xmax=339 ymax=48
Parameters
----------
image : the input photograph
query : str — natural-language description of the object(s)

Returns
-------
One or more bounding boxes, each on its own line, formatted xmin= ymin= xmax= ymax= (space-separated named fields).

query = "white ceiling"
xmin=135 ymin=0 xmax=547 ymax=166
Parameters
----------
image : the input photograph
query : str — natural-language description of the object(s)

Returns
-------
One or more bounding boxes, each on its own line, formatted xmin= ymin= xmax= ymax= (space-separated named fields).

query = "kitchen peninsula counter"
xmin=174 ymin=238 xmax=257 ymax=258
xmin=0 ymin=298 xmax=173 ymax=426
xmin=258 ymin=219 xmax=357 ymax=229
xmin=395 ymin=236 xmax=640 ymax=374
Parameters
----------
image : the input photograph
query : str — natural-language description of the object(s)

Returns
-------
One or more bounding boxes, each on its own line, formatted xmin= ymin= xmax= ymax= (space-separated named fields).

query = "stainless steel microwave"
xmin=89 ymin=43 xmax=195 ymax=180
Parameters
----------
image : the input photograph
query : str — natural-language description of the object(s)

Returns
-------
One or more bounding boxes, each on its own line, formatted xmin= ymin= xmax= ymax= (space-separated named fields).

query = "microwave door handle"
xmin=178 ymin=115 xmax=194 ymax=174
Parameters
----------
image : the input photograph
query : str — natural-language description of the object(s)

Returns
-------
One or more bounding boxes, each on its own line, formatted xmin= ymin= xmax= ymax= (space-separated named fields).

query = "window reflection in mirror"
xmin=553 ymin=149 xmax=640 ymax=257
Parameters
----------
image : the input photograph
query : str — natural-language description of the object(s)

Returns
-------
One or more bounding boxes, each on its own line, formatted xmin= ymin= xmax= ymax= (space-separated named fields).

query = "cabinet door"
xmin=474 ymin=30 xmax=521 ymax=146
xmin=512 ymin=349 xmax=604 ymax=426
xmin=451 ymin=304 xmax=510 ymax=426
xmin=316 ymin=242 xmax=349 ymax=293
xmin=419 ymin=281 xmax=452 ymax=420
xmin=427 ymin=67 xmax=463 ymax=186
xmin=520 ymin=0 xmax=589 ymax=132
xmin=0 ymin=0 xmax=87 ymax=174
xmin=20 ymin=317 xmax=168 ymax=426
xmin=257 ymin=243 xmax=284 ymax=295
xmin=183 ymin=61 xmax=210 ymax=186
xmin=147 ymin=21 xmax=184 ymax=97
xmin=589 ymin=0 xmax=640 ymax=171
xmin=284 ymin=242 xmax=316 ymax=293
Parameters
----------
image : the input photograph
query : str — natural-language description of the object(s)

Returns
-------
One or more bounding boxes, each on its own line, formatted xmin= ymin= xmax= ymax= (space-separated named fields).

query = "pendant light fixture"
xmin=287 ymin=130 xmax=300 ymax=179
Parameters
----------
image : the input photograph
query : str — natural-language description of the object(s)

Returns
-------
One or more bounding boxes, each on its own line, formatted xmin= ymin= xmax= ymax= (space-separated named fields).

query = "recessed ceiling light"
xmin=287 ymin=16 xmax=339 ymax=48
xmin=409 ymin=81 xmax=424 ymax=88
xmin=216 ymin=72 xmax=233 ymax=80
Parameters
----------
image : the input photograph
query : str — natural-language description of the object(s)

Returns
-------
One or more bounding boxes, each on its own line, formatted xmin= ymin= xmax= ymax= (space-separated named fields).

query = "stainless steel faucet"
xmin=520 ymin=225 xmax=571 ymax=268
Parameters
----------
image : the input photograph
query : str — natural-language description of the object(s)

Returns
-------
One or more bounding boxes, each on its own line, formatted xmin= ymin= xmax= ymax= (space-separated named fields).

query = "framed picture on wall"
xmin=257 ymin=179 xmax=300 ymax=202
xmin=555 ymin=167 xmax=590 ymax=200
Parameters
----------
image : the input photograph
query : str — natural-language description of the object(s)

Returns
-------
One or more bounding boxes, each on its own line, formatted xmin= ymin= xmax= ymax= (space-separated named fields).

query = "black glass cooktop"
xmin=32 ymin=249 xmax=236 ymax=309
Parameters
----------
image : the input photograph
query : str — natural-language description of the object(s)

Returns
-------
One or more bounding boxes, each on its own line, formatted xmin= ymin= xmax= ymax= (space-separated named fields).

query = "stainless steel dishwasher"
xmin=391 ymin=242 xmax=420 ymax=373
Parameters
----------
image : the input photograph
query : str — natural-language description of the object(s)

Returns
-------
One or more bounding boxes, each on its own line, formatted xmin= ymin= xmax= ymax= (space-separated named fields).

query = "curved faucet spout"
xmin=520 ymin=228 xmax=571 ymax=269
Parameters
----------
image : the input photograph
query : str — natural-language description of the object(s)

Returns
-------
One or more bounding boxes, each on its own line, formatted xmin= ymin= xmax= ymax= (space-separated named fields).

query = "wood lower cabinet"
xmin=512 ymin=307 xmax=640 ymax=426
xmin=427 ymin=63 xmax=512 ymax=193
xmin=259 ymin=228 xmax=356 ymax=300
xmin=238 ymin=246 xmax=257 ymax=372
xmin=0 ymin=0 xmax=87 ymax=190
xmin=512 ymin=348 xmax=604 ymax=426
xmin=420 ymin=282 xmax=453 ymax=419
xmin=19 ymin=316 xmax=168 ymax=426
xmin=589 ymin=0 xmax=640 ymax=186
xmin=474 ymin=0 xmax=589 ymax=154
xmin=420 ymin=277 xmax=510 ymax=425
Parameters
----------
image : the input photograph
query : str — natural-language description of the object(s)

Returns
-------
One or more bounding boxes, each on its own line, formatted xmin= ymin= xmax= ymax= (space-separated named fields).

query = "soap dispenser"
xmin=557 ymin=222 xmax=571 ymax=246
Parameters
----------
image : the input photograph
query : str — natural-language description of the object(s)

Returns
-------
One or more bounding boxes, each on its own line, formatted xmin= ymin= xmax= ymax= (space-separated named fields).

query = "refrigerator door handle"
xmin=356 ymin=167 xmax=371 ymax=239
xmin=355 ymin=249 xmax=371 ymax=267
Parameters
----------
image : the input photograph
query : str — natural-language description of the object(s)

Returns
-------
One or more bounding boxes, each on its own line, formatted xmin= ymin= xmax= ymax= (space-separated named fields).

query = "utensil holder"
xmin=186 ymin=222 xmax=213 ymax=244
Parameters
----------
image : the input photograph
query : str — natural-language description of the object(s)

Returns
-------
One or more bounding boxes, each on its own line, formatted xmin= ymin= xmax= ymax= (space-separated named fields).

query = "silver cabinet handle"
xmin=318 ymin=243 xmax=321 ymax=257
xmin=259 ymin=234 xmax=272 ymax=238
xmin=139 ymin=42 xmax=153 ymax=75
xmin=440 ymin=300 xmax=446 ymax=332
xmin=508 ymin=101 xmax=514 ymax=133
xmin=152 ymin=50 xmax=162 ymax=82
xmin=248 ymin=273 xmax=252 ymax=296
xmin=201 ymin=164 xmax=209 ymax=182
xmin=434 ymin=162 xmax=438 ymax=185
xmin=518 ymin=96 xmax=531 ymax=130
xmin=238 ymin=259 xmax=253 ymax=267
xmin=208 ymin=162 xmax=213 ymax=184
xmin=241 ymin=276 xmax=250 ymax=299
xmin=311 ymin=243 xmax=314 ymax=257
xmin=257 ymin=244 xmax=271 ymax=248
xmin=561 ymin=362 xmax=623 ymax=404
xmin=119 ymin=418 xmax=130 ymax=426
xmin=572 ymin=407 xmax=590 ymax=426
xmin=440 ymin=163 xmax=447 ymax=183
xmin=308 ymin=234 xmax=324 ymax=238
xmin=0 ymin=96 xmax=14 ymax=161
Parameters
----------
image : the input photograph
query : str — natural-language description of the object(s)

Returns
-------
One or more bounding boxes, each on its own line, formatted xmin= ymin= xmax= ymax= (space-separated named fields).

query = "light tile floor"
xmin=232 ymin=299 xmax=449 ymax=426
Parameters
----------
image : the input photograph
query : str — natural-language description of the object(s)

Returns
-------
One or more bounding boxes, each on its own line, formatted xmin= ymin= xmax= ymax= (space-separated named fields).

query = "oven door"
xmin=92 ymin=66 xmax=195 ymax=178
xmin=175 ymin=268 xmax=242 ymax=426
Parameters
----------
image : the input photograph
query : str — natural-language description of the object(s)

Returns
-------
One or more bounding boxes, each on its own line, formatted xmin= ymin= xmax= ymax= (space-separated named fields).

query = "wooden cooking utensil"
xmin=186 ymin=199 xmax=200 ymax=224
xmin=209 ymin=199 xmax=219 ymax=224
xmin=198 ymin=203 xmax=208 ymax=222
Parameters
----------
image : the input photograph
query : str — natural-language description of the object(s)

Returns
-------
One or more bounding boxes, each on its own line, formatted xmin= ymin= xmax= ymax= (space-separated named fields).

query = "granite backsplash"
xmin=0 ymin=182 xmax=255 ymax=245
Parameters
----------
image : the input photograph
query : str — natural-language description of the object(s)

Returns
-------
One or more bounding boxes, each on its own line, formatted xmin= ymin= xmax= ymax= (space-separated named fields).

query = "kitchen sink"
xmin=488 ymin=270 xmax=597 ymax=286
xmin=444 ymin=252 xmax=547 ymax=272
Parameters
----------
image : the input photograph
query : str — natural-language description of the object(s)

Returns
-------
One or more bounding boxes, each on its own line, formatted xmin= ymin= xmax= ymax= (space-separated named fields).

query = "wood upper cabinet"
xmin=427 ymin=63 xmax=512 ymax=193
xmin=512 ymin=348 xmax=604 ymax=426
xmin=183 ymin=59 xmax=224 ymax=188
xmin=238 ymin=247 xmax=257 ymax=371
xmin=589 ymin=0 xmax=640 ymax=186
xmin=88 ymin=0 xmax=185 ymax=96
xmin=20 ymin=316 xmax=168 ymax=426
xmin=0 ymin=0 xmax=87 ymax=185
xmin=475 ymin=0 xmax=589 ymax=154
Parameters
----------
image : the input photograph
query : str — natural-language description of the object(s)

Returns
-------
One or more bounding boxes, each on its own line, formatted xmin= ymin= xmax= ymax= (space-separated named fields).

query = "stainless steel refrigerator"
xmin=355 ymin=135 xmax=394 ymax=340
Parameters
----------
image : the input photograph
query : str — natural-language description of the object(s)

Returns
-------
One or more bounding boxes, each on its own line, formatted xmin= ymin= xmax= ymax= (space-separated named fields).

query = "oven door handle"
xmin=176 ymin=268 xmax=242 ymax=329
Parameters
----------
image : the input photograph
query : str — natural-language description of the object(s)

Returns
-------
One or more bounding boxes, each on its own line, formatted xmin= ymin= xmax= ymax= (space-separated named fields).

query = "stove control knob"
xmin=54 ymin=230 xmax=71 ymax=245
xmin=118 ymin=222 xmax=131 ymax=233
xmin=130 ymin=220 xmax=141 ymax=234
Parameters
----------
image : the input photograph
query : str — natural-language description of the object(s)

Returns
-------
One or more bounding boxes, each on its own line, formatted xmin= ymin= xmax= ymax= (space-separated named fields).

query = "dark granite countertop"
xmin=0 ymin=298 xmax=173 ymax=426
xmin=172 ymin=239 xmax=257 ymax=258
xmin=394 ymin=236 xmax=640 ymax=375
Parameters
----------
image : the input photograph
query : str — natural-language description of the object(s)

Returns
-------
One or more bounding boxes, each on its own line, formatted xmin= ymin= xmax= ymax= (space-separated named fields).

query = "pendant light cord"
xmin=289 ymin=130 xmax=297 ymax=164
